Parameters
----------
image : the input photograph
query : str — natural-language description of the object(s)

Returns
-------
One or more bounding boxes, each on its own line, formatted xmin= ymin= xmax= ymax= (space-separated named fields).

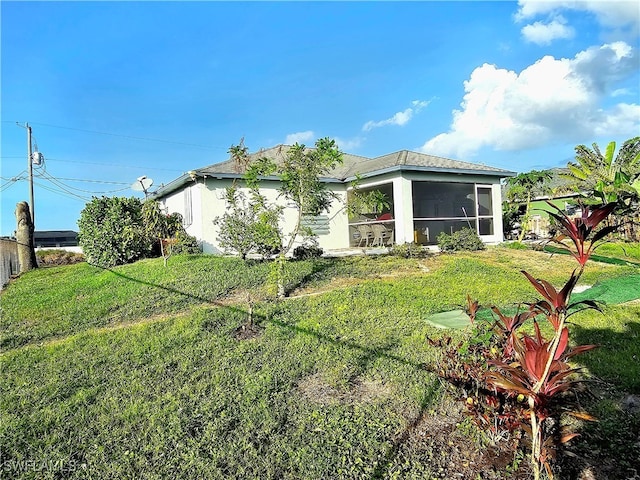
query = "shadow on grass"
xmin=283 ymin=258 xmax=334 ymax=296
xmin=102 ymin=264 xmax=440 ymax=480
xmin=570 ymin=319 xmax=640 ymax=393
xmin=99 ymin=265 xmax=429 ymax=374
xmin=542 ymin=245 xmax=640 ymax=267
xmin=370 ymin=382 xmax=443 ymax=479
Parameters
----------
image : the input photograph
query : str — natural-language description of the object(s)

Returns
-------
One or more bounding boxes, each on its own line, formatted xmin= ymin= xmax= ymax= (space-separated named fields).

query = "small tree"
xmin=141 ymin=200 xmax=191 ymax=267
xmin=246 ymin=138 xmax=343 ymax=296
xmin=214 ymin=141 xmax=282 ymax=260
xmin=215 ymin=138 xmax=342 ymax=295
xmin=214 ymin=185 xmax=282 ymax=260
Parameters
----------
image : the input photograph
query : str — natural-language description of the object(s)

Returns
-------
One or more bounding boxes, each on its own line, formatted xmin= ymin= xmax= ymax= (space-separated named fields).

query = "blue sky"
xmin=1 ymin=1 xmax=639 ymax=236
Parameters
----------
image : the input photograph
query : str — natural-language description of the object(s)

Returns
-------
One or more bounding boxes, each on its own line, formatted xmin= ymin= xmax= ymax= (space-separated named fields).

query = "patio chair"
xmin=356 ymin=224 xmax=374 ymax=247
xmin=371 ymin=223 xmax=393 ymax=247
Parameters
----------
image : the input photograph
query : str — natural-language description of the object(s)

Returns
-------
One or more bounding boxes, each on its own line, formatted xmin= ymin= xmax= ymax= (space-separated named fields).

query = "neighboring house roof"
xmin=33 ymin=230 xmax=79 ymax=247
xmin=152 ymin=145 xmax=516 ymax=198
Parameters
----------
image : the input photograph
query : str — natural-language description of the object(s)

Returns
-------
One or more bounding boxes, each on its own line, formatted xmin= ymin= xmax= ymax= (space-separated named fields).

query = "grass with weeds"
xmin=1 ymin=248 xmax=638 ymax=479
xmin=596 ymin=241 xmax=640 ymax=262
xmin=0 ymin=255 xmax=421 ymax=351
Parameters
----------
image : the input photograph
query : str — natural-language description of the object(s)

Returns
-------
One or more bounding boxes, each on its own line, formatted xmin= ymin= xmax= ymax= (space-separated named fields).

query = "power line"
xmin=0 ymin=170 xmax=28 ymax=181
xmin=0 ymin=170 xmax=28 ymax=192
xmin=3 ymin=169 xmax=133 ymax=196
xmin=35 ymin=175 xmax=129 ymax=185
xmin=29 ymin=121 xmax=226 ymax=150
xmin=3 ymin=155 xmax=185 ymax=173
xmin=32 ymin=179 xmax=89 ymax=202
xmin=1 ymin=180 xmax=21 ymax=193
xmin=47 ymin=157 xmax=184 ymax=172
xmin=38 ymin=170 xmax=131 ymax=195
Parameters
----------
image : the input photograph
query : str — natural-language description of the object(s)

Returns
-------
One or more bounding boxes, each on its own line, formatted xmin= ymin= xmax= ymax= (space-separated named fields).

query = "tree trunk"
xmin=276 ymin=253 xmax=286 ymax=298
xmin=15 ymin=201 xmax=38 ymax=273
xmin=518 ymin=193 xmax=532 ymax=243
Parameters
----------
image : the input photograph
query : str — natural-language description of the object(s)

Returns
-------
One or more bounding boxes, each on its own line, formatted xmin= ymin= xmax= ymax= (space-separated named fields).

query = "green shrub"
xmin=78 ymin=196 xmax=151 ymax=267
xmin=171 ymin=230 xmax=201 ymax=255
xmin=389 ymin=242 xmax=430 ymax=258
xmin=437 ymin=228 xmax=485 ymax=252
xmin=214 ymin=186 xmax=282 ymax=260
xmin=142 ymin=201 xmax=201 ymax=258
xmin=501 ymin=241 xmax=529 ymax=250
xmin=293 ymin=244 xmax=324 ymax=260
xmin=79 ymin=197 xmax=200 ymax=267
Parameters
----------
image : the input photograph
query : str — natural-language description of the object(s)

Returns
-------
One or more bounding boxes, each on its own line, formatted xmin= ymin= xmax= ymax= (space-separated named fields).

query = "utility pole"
xmin=26 ymin=122 xmax=35 ymax=227
xmin=16 ymin=122 xmax=36 ymax=227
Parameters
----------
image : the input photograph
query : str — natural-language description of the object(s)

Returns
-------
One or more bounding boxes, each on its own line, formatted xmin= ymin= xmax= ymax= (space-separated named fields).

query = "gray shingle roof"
xmin=346 ymin=150 xmax=515 ymax=179
xmin=153 ymin=145 xmax=515 ymax=198
xmin=197 ymin=145 xmax=514 ymax=180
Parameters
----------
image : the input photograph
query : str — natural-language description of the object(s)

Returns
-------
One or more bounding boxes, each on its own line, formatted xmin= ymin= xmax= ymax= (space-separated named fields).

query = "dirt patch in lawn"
xmin=384 ymin=399 xmax=532 ymax=480
xmin=232 ymin=322 xmax=263 ymax=340
xmin=297 ymin=373 xmax=393 ymax=405
xmin=298 ymin=375 xmax=532 ymax=478
xmin=298 ymin=378 xmax=632 ymax=480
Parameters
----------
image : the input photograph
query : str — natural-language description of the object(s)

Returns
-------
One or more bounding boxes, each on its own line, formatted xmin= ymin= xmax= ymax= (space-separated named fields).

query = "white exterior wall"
xmin=161 ymin=182 xmax=205 ymax=247
xmin=160 ymin=171 xmax=506 ymax=254
xmin=164 ymin=178 xmax=350 ymax=254
xmin=394 ymin=175 xmax=414 ymax=244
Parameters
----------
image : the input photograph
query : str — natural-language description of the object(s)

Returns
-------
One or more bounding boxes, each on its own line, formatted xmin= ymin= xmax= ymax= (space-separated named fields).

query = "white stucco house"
xmin=151 ymin=145 xmax=516 ymax=254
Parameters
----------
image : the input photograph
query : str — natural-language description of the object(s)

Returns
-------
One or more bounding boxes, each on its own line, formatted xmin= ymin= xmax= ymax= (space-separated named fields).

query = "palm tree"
xmin=505 ymin=170 xmax=552 ymax=241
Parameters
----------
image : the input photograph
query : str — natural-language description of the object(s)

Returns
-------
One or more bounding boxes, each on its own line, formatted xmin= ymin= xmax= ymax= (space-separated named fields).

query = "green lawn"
xmin=1 ymin=247 xmax=639 ymax=479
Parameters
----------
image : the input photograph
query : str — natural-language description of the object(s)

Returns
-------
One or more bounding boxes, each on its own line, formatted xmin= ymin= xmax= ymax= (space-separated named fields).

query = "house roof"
xmin=34 ymin=230 xmax=78 ymax=237
xmin=344 ymin=150 xmax=516 ymax=180
xmin=152 ymin=145 xmax=516 ymax=198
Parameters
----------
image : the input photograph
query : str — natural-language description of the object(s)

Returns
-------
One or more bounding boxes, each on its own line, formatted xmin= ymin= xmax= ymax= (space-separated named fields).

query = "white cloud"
xmin=285 ymin=130 xmax=314 ymax=145
xmin=516 ymin=0 xmax=640 ymax=34
xmin=420 ymin=42 xmax=639 ymax=158
xmin=521 ymin=15 xmax=575 ymax=45
xmin=593 ymin=103 xmax=640 ymax=136
xmin=333 ymin=136 xmax=364 ymax=151
xmin=612 ymin=88 xmax=632 ymax=97
xmin=362 ymin=99 xmax=430 ymax=131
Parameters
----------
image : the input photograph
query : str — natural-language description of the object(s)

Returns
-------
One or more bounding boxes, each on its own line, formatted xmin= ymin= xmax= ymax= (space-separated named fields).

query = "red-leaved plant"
xmin=429 ymin=202 xmax=618 ymax=479
xmin=482 ymin=202 xmax=617 ymax=479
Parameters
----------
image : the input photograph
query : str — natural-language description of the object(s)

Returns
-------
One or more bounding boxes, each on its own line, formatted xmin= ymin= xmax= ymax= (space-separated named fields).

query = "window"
xmin=301 ymin=215 xmax=330 ymax=235
xmin=183 ymin=187 xmax=193 ymax=227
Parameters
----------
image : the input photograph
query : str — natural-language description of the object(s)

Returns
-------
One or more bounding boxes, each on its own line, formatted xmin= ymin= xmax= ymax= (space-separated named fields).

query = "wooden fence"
xmin=0 ymin=238 xmax=19 ymax=290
